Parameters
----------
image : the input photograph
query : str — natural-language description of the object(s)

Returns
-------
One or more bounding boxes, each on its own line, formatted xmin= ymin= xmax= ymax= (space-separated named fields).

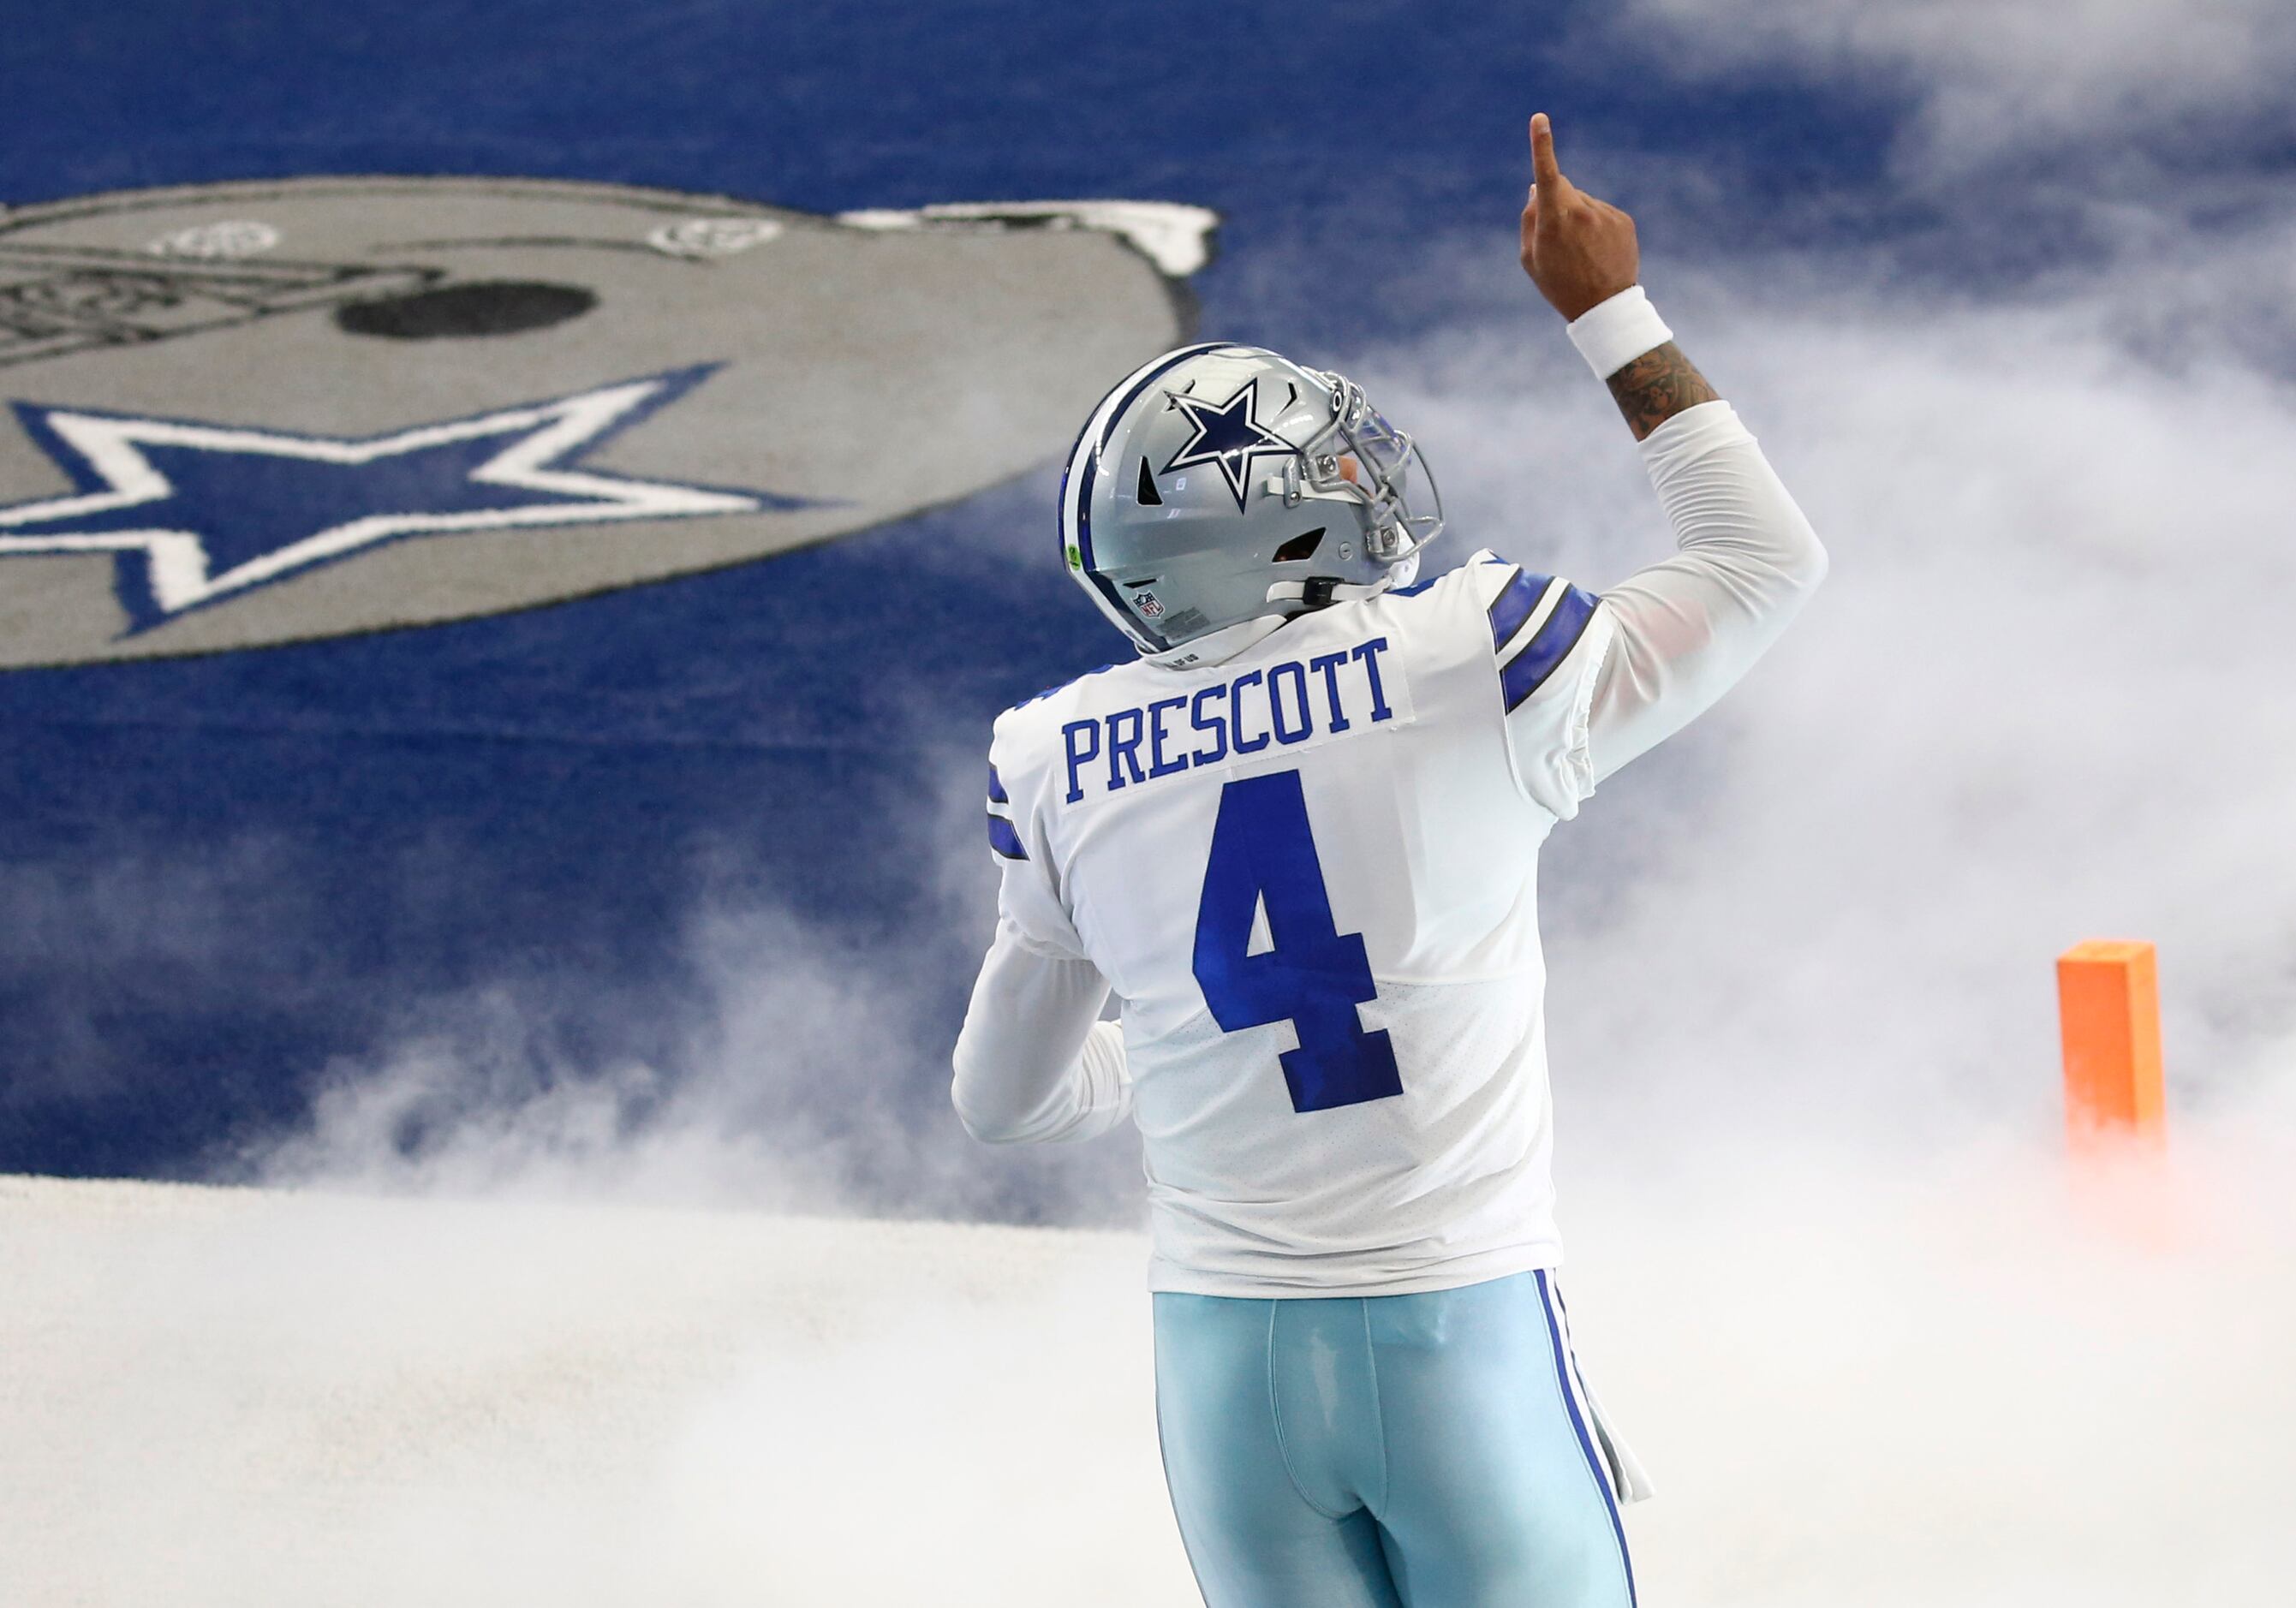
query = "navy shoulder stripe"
xmin=1486 ymin=566 xmax=1554 ymax=651
xmin=986 ymin=764 xmax=1008 ymax=804
xmin=986 ymin=814 xmax=1028 ymax=861
xmin=1500 ymin=585 xmax=1601 ymax=712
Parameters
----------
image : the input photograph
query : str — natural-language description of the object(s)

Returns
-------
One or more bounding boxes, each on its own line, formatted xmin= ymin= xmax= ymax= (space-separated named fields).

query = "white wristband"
xmin=1566 ymin=285 xmax=1673 ymax=379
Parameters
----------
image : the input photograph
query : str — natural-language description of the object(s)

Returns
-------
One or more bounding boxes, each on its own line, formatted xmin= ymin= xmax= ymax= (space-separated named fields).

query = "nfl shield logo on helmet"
xmin=1133 ymin=589 xmax=1165 ymax=617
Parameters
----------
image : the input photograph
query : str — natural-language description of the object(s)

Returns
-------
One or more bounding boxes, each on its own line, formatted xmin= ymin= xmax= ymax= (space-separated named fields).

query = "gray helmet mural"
xmin=1059 ymin=343 xmax=1443 ymax=659
xmin=0 ymin=178 xmax=1217 ymax=668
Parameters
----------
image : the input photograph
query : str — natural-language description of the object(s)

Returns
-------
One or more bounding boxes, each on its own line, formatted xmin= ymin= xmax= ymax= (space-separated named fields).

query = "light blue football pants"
xmin=1152 ymin=1269 xmax=1637 ymax=1608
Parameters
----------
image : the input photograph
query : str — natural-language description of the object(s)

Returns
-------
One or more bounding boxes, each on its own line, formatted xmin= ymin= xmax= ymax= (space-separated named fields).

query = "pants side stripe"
xmin=1534 ymin=1269 xmax=1638 ymax=1608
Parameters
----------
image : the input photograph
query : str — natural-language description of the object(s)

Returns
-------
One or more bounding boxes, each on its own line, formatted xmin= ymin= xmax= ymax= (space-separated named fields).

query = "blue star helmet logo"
xmin=0 ymin=366 xmax=823 ymax=634
xmin=1160 ymin=378 xmax=1297 ymax=513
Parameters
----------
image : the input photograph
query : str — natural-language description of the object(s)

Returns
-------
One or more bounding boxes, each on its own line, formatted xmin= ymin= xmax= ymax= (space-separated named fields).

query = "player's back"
xmin=988 ymin=550 xmax=1613 ymax=1295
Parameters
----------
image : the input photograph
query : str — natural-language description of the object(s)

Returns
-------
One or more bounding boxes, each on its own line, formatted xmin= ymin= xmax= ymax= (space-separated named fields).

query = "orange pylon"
xmin=2055 ymin=939 xmax=2166 ymax=1152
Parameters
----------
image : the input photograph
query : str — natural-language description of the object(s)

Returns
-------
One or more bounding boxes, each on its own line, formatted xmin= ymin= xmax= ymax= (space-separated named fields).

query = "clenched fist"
xmin=1518 ymin=112 xmax=1639 ymax=322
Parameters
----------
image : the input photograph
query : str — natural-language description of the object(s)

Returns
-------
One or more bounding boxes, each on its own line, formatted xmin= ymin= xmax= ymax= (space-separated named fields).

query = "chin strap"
xmin=1263 ymin=576 xmax=1390 ymax=608
xmin=1263 ymin=548 xmax=1420 ymax=610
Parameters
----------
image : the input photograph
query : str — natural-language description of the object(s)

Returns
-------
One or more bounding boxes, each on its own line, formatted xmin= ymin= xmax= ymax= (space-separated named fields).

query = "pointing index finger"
xmin=1530 ymin=112 xmax=1566 ymax=194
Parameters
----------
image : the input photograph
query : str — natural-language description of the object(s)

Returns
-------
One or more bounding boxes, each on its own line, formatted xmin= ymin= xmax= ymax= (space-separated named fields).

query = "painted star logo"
xmin=1160 ymin=378 xmax=1297 ymax=513
xmin=0 ymin=366 xmax=817 ymax=633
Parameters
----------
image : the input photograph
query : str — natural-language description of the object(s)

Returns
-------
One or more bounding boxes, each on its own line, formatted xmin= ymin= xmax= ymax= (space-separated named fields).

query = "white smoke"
xmin=1614 ymin=0 xmax=2296 ymax=184
xmin=237 ymin=744 xmax=1152 ymax=1229
xmin=1359 ymin=202 xmax=2296 ymax=1163
xmin=0 ymin=1175 xmax=1193 ymax=1607
xmin=10 ymin=9 xmax=2296 ymax=1602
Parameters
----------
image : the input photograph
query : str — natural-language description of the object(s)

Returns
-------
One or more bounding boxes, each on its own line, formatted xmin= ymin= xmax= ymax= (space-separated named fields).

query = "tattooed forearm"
xmin=1604 ymin=342 xmax=1721 ymax=441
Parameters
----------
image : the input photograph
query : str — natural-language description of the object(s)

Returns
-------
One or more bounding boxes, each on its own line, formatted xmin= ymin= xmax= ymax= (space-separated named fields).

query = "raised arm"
xmin=1519 ymin=112 xmax=1827 ymax=783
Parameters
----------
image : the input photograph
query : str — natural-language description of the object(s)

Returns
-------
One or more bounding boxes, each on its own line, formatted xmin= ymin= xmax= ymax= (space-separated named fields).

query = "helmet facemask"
xmin=1279 ymin=369 xmax=1445 ymax=570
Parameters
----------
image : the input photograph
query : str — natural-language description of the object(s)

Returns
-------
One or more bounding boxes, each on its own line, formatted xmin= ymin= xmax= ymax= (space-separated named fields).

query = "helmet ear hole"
xmin=1272 ymin=527 xmax=1325 ymax=563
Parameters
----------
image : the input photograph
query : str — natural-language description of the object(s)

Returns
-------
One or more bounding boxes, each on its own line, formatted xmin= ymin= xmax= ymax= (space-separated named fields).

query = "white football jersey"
xmin=985 ymin=548 xmax=1617 ymax=1296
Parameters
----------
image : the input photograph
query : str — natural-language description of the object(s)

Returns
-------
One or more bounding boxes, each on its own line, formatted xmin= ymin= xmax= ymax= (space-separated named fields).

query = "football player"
xmin=953 ymin=112 xmax=1827 ymax=1607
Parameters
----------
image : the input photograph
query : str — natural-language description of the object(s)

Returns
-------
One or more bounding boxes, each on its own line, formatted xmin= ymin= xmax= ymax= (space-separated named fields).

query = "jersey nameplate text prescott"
xmin=1059 ymin=634 xmax=1413 ymax=806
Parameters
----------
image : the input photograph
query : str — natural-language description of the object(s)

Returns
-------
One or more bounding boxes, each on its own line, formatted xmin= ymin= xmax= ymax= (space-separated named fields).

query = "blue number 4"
xmin=1191 ymin=770 xmax=1403 ymax=1112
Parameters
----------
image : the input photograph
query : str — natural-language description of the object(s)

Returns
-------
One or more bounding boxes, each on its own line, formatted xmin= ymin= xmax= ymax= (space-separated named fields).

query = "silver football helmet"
xmin=1059 ymin=343 xmax=1444 ymax=660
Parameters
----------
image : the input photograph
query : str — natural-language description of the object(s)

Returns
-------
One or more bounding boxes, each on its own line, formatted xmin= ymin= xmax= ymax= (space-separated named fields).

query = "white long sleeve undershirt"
xmin=1585 ymin=398 xmax=1828 ymax=782
xmin=951 ymin=390 xmax=1826 ymax=1146
xmin=951 ymin=921 xmax=1129 ymax=1144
